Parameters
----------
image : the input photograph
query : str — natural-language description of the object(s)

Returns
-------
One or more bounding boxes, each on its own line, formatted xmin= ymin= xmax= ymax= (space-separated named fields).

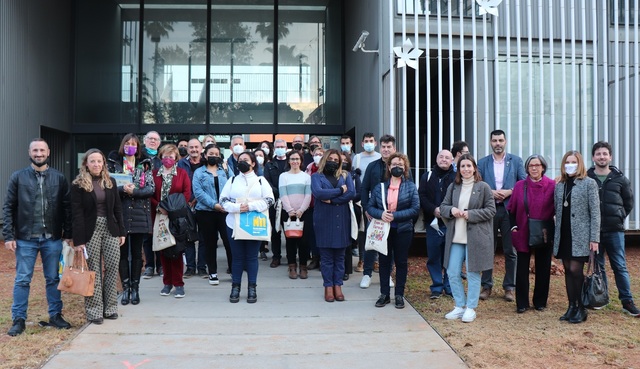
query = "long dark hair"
xmin=454 ymin=154 xmax=482 ymax=184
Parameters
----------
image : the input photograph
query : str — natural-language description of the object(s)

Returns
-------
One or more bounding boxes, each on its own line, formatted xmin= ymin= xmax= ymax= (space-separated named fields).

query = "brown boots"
xmin=334 ymin=285 xmax=344 ymax=301
xmin=299 ymin=265 xmax=308 ymax=279
xmin=324 ymin=286 xmax=335 ymax=302
xmin=288 ymin=264 xmax=298 ymax=279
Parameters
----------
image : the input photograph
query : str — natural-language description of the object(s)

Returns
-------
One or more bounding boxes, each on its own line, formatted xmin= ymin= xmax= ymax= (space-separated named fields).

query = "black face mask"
xmin=390 ymin=167 xmax=404 ymax=178
xmin=237 ymin=160 xmax=251 ymax=173
xmin=342 ymin=163 xmax=350 ymax=171
xmin=206 ymin=156 xmax=219 ymax=166
xmin=30 ymin=157 xmax=48 ymax=168
xmin=293 ymin=143 xmax=303 ymax=151
xmin=178 ymin=147 xmax=188 ymax=157
xmin=324 ymin=161 xmax=339 ymax=174
xmin=309 ymin=144 xmax=319 ymax=152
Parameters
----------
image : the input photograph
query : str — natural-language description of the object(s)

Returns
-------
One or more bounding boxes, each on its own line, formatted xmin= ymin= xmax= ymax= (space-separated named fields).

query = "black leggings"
xmin=119 ymin=233 xmax=145 ymax=283
xmin=563 ymin=259 xmax=586 ymax=304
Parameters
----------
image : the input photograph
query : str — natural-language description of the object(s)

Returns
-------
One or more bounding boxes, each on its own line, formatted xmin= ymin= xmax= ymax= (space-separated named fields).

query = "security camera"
xmin=352 ymin=30 xmax=369 ymax=52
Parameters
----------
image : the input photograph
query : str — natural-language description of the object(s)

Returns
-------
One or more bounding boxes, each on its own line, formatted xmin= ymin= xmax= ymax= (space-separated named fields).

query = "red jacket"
xmin=151 ymin=167 xmax=191 ymax=222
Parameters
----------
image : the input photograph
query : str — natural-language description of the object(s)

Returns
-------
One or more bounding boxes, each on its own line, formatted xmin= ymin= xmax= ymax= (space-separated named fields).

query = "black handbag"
xmin=582 ymin=251 xmax=610 ymax=309
xmin=523 ymin=182 xmax=553 ymax=248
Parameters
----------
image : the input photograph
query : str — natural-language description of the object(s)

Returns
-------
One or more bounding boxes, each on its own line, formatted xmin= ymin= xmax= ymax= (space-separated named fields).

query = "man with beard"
xmin=587 ymin=141 xmax=639 ymax=316
xmin=477 ymin=129 xmax=526 ymax=302
xmin=4 ymin=139 xmax=73 ymax=336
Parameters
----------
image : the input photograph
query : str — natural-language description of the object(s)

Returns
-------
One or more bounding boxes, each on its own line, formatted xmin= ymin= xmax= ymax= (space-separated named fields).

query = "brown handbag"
xmin=57 ymin=250 xmax=95 ymax=296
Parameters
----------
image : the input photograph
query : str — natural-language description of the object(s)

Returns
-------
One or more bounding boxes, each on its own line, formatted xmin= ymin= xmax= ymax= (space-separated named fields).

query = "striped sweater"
xmin=278 ymin=171 xmax=312 ymax=214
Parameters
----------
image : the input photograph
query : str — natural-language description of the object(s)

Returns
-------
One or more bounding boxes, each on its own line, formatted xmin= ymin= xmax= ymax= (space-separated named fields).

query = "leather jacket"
xmin=2 ymin=166 xmax=72 ymax=241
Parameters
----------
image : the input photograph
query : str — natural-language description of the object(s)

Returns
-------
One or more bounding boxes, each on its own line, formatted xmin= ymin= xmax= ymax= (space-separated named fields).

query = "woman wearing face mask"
xmin=367 ymin=153 xmax=420 ymax=309
xmin=71 ymin=149 xmax=126 ymax=324
xmin=107 ymin=133 xmax=154 ymax=306
xmin=341 ymin=153 xmax=361 ymax=281
xmin=440 ymin=154 xmax=496 ymax=323
xmin=192 ymin=144 xmax=232 ymax=286
xmin=220 ymin=152 xmax=274 ymax=303
xmin=554 ymin=150 xmax=600 ymax=324
xmin=259 ymin=140 xmax=273 ymax=162
xmin=254 ymin=148 xmax=266 ymax=176
xmin=304 ymin=146 xmax=324 ymax=269
xmin=151 ymin=144 xmax=191 ymax=298
xmin=279 ymin=150 xmax=312 ymax=279
xmin=311 ymin=149 xmax=355 ymax=302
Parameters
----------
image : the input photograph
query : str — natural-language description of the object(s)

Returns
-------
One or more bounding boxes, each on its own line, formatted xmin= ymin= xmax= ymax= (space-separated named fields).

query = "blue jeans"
xmin=597 ymin=231 xmax=633 ymax=302
xmin=184 ymin=240 xmax=205 ymax=272
xmin=319 ymin=247 xmax=345 ymax=287
xmin=12 ymin=237 xmax=63 ymax=320
xmin=227 ymin=227 xmax=260 ymax=285
xmin=447 ymin=243 xmax=481 ymax=309
xmin=426 ymin=226 xmax=451 ymax=294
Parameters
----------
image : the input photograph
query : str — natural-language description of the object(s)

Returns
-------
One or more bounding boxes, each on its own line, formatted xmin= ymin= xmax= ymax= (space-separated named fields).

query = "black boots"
xmin=130 ymin=280 xmax=140 ymax=305
xmin=559 ymin=302 xmax=577 ymax=321
xmin=247 ymin=283 xmax=257 ymax=304
xmin=230 ymin=283 xmax=241 ymax=303
xmin=121 ymin=279 xmax=131 ymax=305
xmin=569 ymin=303 xmax=588 ymax=324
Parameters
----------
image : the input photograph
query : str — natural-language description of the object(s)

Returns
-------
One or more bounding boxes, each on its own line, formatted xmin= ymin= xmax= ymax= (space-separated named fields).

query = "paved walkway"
xmin=42 ymin=253 xmax=466 ymax=369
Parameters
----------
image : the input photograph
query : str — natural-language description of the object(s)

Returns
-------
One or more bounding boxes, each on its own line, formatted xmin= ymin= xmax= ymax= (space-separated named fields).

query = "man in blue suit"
xmin=476 ymin=129 xmax=526 ymax=302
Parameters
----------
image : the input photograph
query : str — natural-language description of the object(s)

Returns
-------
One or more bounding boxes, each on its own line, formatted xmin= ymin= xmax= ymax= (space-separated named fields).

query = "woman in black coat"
xmin=72 ymin=149 xmax=126 ymax=325
xmin=107 ymin=133 xmax=155 ymax=305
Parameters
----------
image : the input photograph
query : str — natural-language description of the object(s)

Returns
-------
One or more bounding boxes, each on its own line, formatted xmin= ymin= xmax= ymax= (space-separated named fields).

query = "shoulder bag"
xmin=524 ymin=182 xmax=554 ymax=248
xmin=582 ymin=251 xmax=610 ymax=309
xmin=58 ymin=250 xmax=96 ymax=297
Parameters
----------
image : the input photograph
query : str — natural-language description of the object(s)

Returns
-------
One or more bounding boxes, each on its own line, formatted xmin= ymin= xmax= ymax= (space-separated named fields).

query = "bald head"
xmin=436 ymin=150 xmax=453 ymax=170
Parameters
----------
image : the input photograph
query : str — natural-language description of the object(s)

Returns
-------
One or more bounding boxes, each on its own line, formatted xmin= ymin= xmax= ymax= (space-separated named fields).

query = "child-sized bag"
xmin=58 ymin=250 xmax=96 ymax=297
xmin=152 ymin=212 xmax=176 ymax=251
xmin=365 ymin=183 xmax=390 ymax=255
xmin=283 ymin=217 xmax=304 ymax=238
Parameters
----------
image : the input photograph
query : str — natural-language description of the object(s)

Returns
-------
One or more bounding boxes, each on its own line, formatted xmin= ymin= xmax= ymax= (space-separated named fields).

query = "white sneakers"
xmin=461 ymin=308 xmax=476 ymax=322
xmin=360 ymin=275 xmax=372 ymax=288
xmin=445 ymin=307 xmax=476 ymax=322
xmin=445 ymin=307 xmax=465 ymax=320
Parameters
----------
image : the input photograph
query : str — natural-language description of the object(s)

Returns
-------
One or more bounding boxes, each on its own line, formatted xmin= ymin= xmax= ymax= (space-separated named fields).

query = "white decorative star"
xmin=476 ymin=0 xmax=503 ymax=17
xmin=393 ymin=38 xmax=423 ymax=69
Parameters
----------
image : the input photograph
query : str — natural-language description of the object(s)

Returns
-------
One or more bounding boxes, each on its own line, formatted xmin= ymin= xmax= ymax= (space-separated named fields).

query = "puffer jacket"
xmin=587 ymin=166 xmax=634 ymax=232
xmin=107 ymin=150 xmax=155 ymax=234
xmin=367 ymin=178 xmax=420 ymax=234
xmin=2 ymin=166 xmax=72 ymax=241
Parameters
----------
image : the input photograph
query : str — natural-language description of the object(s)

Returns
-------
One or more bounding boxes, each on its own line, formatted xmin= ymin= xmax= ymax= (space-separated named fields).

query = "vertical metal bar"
xmin=459 ymin=0 xmax=465 ymax=141
xmin=206 ymin=0 xmax=212 ymax=127
xmin=538 ymin=0 xmax=544 ymax=155
xmin=624 ymin=0 xmax=630 ymax=177
xmin=614 ymin=0 xmax=620 ymax=158
xmin=482 ymin=14 xmax=490 ymax=149
xmin=549 ymin=0 xmax=555 ymax=169
xmin=472 ymin=0 xmax=478 ymax=152
xmin=527 ymin=0 xmax=533 ymax=156
xmin=437 ymin=0 xmax=444 ymax=150
xmin=634 ymin=0 xmax=639 ymax=229
xmin=505 ymin=0 xmax=511 ymax=141
xmin=138 ymin=0 xmax=145 ymax=126
xmin=414 ymin=1 xmax=420 ymax=177
xmin=570 ymin=0 xmax=577 ymax=148
xmin=581 ymin=0 xmax=587 ymax=152
xmin=273 ymin=0 xmax=279 ymax=131
xmin=515 ymin=0 xmax=523 ymax=155
xmin=401 ymin=1 xmax=407 ymax=150
xmin=560 ymin=0 xmax=567 ymax=154
xmin=426 ymin=1 xmax=432 ymax=168
xmin=389 ymin=0 xmax=395 ymax=137
xmin=592 ymin=0 xmax=598 ymax=142
xmin=602 ymin=0 xmax=609 ymax=141
xmin=448 ymin=0 xmax=455 ymax=138
xmin=493 ymin=1 xmax=500 ymax=137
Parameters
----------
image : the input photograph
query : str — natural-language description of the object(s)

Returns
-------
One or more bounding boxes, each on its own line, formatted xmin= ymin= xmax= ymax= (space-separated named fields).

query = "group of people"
xmin=421 ymin=130 xmax=638 ymax=323
xmin=4 ymin=129 xmax=638 ymax=337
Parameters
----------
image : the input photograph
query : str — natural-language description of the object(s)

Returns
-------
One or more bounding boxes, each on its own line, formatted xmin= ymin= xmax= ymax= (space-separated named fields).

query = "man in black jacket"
xmin=419 ymin=149 xmax=455 ymax=299
xmin=3 ymin=139 xmax=73 ymax=336
xmin=263 ymin=138 xmax=289 ymax=267
xmin=587 ymin=141 xmax=639 ymax=316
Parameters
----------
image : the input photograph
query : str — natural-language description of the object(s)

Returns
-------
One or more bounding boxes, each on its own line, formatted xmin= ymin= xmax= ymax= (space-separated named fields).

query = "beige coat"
xmin=440 ymin=181 xmax=496 ymax=272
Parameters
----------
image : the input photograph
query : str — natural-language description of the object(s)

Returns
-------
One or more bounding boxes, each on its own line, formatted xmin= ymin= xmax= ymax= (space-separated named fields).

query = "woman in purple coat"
xmin=507 ymin=154 xmax=555 ymax=313
xmin=311 ymin=149 xmax=355 ymax=302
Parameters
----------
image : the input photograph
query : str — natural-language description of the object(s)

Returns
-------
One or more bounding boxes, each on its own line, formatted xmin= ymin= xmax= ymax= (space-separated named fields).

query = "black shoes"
xmin=569 ymin=306 xmax=588 ymax=324
xmin=184 ymin=268 xmax=196 ymax=278
xmin=375 ymin=295 xmax=391 ymax=307
xmin=104 ymin=313 xmax=118 ymax=320
xmin=7 ymin=318 xmax=26 ymax=336
xmin=89 ymin=318 xmax=104 ymax=325
xmin=49 ymin=313 xmax=71 ymax=329
xmin=622 ymin=300 xmax=640 ymax=316
xmin=560 ymin=302 xmax=578 ymax=321
xmin=247 ymin=284 xmax=257 ymax=304
xmin=395 ymin=295 xmax=405 ymax=309
xmin=517 ymin=307 xmax=528 ymax=314
xmin=230 ymin=283 xmax=241 ymax=303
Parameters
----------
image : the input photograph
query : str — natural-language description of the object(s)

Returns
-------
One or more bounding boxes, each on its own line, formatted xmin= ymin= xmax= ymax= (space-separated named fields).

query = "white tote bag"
xmin=364 ymin=183 xmax=390 ymax=255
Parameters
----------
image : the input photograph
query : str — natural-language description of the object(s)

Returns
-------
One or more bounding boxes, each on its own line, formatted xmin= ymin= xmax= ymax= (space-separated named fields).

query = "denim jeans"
xmin=184 ymin=240 xmax=205 ymax=272
xmin=12 ymin=237 xmax=63 ymax=320
xmin=227 ymin=227 xmax=261 ymax=285
xmin=426 ymin=226 xmax=451 ymax=294
xmin=319 ymin=247 xmax=345 ymax=287
xmin=481 ymin=204 xmax=517 ymax=291
xmin=597 ymin=231 xmax=633 ymax=302
xmin=447 ymin=243 xmax=481 ymax=309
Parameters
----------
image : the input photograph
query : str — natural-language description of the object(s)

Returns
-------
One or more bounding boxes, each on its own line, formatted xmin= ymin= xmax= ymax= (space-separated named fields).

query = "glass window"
xmin=397 ymin=0 xmax=476 ymax=16
xmin=610 ymin=0 xmax=636 ymax=25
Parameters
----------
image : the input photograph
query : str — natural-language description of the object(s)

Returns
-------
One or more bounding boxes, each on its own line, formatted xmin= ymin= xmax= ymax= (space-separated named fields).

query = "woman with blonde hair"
xmin=72 ymin=149 xmax=126 ymax=324
xmin=554 ymin=150 xmax=600 ymax=323
xmin=311 ymin=149 xmax=355 ymax=302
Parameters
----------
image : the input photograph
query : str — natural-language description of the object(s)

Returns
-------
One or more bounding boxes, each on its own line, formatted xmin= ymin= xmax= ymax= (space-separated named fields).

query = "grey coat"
xmin=553 ymin=177 xmax=601 ymax=257
xmin=440 ymin=181 xmax=496 ymax=272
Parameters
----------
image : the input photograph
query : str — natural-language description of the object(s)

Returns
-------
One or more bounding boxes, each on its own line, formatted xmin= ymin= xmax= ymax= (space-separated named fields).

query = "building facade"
xmin=2 ymin=0 xmax=639 ymax=228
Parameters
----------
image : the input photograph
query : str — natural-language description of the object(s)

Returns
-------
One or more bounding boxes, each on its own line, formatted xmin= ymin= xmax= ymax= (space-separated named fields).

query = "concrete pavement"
xmin=42 ymin=253 xmax=466 ymax=369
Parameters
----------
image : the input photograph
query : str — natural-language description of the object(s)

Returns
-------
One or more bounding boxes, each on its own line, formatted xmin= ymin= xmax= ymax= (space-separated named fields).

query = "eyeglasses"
xmin=289 ymin=158 xmax=301 ymax=161
xmin=528 ymin=164 xmax=542 ymax=168
xmin=146 ymin=137 xmax=160 ymax=142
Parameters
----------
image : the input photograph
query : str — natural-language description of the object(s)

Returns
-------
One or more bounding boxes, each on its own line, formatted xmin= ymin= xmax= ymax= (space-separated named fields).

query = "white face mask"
xmin=564 ymin=163 xmax=578 ymax=175
xmin=261 ymin=147 xmax=270 ymax=156
xmin=313 ymin=155 xmax=322 ymax=165
xmin=256 ymin=156 xmax=265 ymax=165
xmin=363 ymin=142 xmax=375 ymax=153
xmin=232 ymin=144 xmax=244 ymax=155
